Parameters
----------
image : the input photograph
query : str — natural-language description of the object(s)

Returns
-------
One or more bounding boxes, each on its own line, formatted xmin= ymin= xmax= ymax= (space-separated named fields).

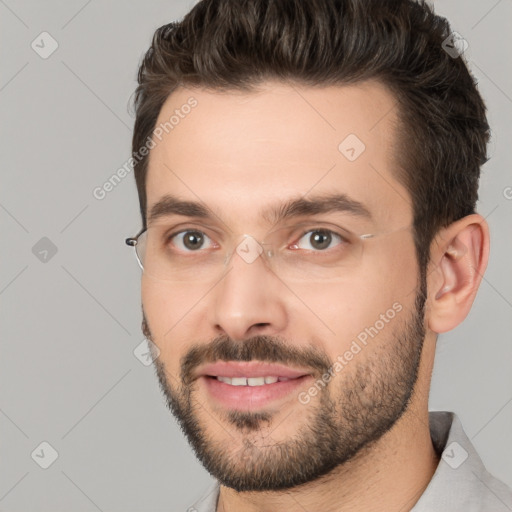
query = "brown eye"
xmin=294 ymin=229 xmax=345 ymax=251
xmin=170 ymin=230 xmax=212 ymax=252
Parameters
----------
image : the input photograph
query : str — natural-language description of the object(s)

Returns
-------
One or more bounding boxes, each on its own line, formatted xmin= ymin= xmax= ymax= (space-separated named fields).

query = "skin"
xmin=140 ymin=80 xmax=489 ymax=511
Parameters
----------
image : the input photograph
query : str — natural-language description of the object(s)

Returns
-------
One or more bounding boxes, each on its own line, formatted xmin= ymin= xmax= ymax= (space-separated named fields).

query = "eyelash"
xmin=166 ymin=227 xmax=349 ymax=253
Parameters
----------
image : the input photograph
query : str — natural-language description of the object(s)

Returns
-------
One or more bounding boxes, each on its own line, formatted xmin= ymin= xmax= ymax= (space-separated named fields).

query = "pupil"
xmin=311 ymin=231 xmax=331 ymax=250
xmin=184 ymin=231 xmax=203 ymax=250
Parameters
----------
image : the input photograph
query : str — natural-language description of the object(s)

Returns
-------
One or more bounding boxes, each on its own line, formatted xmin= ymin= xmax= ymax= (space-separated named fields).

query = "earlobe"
xmin=427 ymin=215 xmax=489 ymax=334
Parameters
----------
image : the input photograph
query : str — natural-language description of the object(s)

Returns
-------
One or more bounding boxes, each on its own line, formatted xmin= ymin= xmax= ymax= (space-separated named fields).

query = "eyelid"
xmin=267 ymin=222 xmax=355 ymax=242
xmin=167 ymin=228 xmax=218 ymax=250
xmin=163 ymin=223 xmax=225 ymax=242
xmin=169 ymin=228 xmax=214 ymax=239
xmin=160 ymin=221 xmax=357 ymax=244
xmin=291 ymin=229 xmax=345 ymax=251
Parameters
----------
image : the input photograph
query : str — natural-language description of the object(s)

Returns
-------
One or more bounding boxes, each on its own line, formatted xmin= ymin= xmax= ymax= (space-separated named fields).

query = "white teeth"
xmin=248 ymin=377 xmax=265 ymax=386
xmin=215 ymin=376 xmax=285 ymax=386
xmin=231 ymin=377 xmax=247 ymax=386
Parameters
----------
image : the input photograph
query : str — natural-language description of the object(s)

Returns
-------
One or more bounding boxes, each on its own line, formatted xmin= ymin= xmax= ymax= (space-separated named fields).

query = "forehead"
xmin=145 ymin=80 xmax=412 ymax=230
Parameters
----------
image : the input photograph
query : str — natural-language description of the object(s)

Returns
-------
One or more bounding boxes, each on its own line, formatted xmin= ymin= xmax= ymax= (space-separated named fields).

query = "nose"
xmin=208 ymin=239 xmax=288 ymax=342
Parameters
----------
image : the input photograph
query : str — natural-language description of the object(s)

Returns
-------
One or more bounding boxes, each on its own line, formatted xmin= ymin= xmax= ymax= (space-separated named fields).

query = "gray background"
xmin=1 ymin=1 xmax=511 ymax=510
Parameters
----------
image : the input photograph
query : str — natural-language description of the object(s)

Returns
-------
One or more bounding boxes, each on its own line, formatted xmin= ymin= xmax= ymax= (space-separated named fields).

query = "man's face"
xmin=141 ymin=80 xmax=425 ymax=491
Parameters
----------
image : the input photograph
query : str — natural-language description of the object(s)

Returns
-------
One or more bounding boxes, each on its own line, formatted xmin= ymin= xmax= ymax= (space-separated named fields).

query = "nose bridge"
xmin=217 ymin=232 xmax=275 ymax=277
xmin=232 ymin=233 xmax=268 ymax=265
xmin=209 ymin=234 xmax=287 ymax=341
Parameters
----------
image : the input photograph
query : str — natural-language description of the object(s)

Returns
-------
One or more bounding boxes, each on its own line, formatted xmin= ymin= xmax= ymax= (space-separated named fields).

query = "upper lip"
xmin=195 ymin=361 xmax=312 ymax=379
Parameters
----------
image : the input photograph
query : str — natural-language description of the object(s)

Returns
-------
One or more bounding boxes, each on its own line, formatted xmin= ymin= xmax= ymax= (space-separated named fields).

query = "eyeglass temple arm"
xmin=125 ymin=227 xmax=147 ymax=247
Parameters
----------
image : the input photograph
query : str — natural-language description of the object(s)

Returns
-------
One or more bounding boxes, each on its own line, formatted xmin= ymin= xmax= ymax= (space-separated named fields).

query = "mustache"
xmin=142 ymin=311 xmax=332 ymax=385
xmin=180 ymin=334 xmax=332 ymax=386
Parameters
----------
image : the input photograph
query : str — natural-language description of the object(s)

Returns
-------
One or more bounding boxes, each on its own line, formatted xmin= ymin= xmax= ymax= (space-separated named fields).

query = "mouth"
xmin=196 ymin=361 xmax=313 ymax=410
xmin=196 ymin=360 xmax=312 ymax=380
xmin=212 ymin=375 xmax=294 ymax=386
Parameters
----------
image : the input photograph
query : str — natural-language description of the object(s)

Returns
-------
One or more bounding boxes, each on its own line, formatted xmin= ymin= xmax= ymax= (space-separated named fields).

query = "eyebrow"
xmin=147 ymin=192 xmax=372 ymax=226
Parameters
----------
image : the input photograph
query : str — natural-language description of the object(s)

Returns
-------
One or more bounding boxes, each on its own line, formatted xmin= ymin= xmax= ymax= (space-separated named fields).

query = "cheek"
xmin=302 ymin=248 xmax=418 ymax=358
xmin=292 ymin=280 xmax=398 ymax=357
xmin=141 ymin=278 xmax=202 ymax=366
xmin=142 ymin=277 xmax=170 ymax=337
xmin=361 ymin=233 xmax=420 ymax=303
xmin=142 ymin=277 xmax=207 ymax=327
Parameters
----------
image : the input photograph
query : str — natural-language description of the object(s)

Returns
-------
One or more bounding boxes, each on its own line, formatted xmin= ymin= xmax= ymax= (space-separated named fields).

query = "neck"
xmin=216 ymin=397 xmax=439 ymax=512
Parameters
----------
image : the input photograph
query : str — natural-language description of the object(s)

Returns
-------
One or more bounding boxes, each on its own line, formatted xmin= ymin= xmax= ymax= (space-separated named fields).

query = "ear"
xmin=426 ymin=214 xmax=490 ymax=334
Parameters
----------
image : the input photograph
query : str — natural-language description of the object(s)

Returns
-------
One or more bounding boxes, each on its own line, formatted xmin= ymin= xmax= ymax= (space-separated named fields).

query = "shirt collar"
xmin=412 ymin=410 xmax=512 ymax=511
xmin=188 ymin=411 xmax=512 ymax=511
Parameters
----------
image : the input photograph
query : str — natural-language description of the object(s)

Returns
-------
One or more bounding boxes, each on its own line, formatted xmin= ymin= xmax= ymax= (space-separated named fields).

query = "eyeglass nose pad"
xmin=220 ymin=235 xmax=273 ymax=273
xmin=219 ymin=237 xmax=251 ymax=268
xmin=234 ymin=234 xmax=265 ymax=265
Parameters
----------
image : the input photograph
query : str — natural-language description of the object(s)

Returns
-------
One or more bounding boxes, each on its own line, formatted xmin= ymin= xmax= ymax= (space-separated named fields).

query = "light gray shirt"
xmin=187 ymin=411 xmax=512 ymax=511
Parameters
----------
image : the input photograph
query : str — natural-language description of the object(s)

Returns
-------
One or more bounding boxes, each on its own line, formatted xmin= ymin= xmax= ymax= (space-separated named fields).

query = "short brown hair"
xmin=131 ymin=0 xmax=490 ymax=270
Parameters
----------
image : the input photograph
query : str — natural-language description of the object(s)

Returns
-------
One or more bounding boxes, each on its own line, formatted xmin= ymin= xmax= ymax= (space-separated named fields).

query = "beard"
xmin=142 ymin=275 xmax=427 ymax=493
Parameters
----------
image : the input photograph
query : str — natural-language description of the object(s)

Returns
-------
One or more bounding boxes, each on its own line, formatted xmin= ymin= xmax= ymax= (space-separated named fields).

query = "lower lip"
xmin=200 ymin=375 xmax=312 ymax=410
